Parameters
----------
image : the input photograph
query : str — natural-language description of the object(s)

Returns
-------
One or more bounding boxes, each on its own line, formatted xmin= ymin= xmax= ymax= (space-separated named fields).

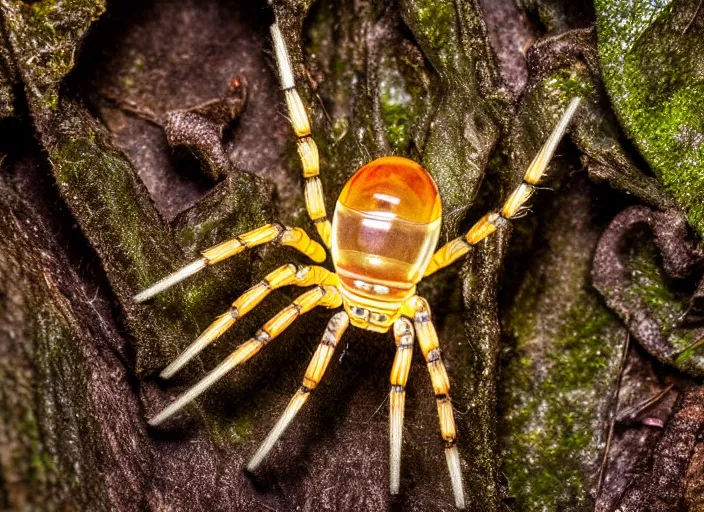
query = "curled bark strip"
xmin=592 ymin=206 xmax=704 ymax=375
xmin=594 ymin=207 xmax=702 ymax=282
xmin=164 ymin=77 xmax=248 ymax=181
xmin=616 ymin=385 xmax=704 ymax=511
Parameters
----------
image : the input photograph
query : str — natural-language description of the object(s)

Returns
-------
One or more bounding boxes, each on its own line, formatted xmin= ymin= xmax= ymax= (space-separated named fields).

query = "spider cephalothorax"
xmin=136 ymin=20 xmax=581 ymax=510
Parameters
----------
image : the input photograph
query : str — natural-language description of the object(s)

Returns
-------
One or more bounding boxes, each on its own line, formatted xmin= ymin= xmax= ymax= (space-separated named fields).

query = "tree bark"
xmin=0 ymin=0 xmax=703 ymax=511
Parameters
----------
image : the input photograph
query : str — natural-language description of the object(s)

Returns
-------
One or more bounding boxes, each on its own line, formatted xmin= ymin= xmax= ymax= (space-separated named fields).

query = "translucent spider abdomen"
xmin=331 ymin=156 xmax=442 ymax=330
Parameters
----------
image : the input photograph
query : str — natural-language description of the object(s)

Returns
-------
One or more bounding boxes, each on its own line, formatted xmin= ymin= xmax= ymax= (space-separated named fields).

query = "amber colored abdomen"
xmin=331 ymin=157 xmax=442 ymax=302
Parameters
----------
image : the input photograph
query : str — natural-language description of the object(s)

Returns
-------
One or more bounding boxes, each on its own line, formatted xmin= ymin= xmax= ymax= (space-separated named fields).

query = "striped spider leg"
xmin=132 ymin=224 xmax=339 ymax=426
xmin=134 ymin=223 xmax=326 ymax=303
xmin=389 ymin=317 xmax=414 ymax=496
xmin=139 ymin=20 xmax=339 ymax=427
xmin=424 ymin=97 xmax=582 ymax=276
xmin=388 ymin=297 xmax=465 ymax=509
xmin=271 ymin=23 xmax=332 ymax=247
xmin=147 ymin=278 xmax=342 ymax=427
xmin=410 ymin=297 xmax=464 ymax=509
xmin=247 ymin=311 xmax=349 ymax=471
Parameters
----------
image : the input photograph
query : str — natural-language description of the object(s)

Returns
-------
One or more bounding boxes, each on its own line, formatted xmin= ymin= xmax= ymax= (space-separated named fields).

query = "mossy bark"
xmin=0 ymin=0 xmax=703 ymax=511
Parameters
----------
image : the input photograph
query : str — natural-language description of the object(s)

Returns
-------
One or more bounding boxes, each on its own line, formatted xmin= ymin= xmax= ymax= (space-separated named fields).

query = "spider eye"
xmin=331 ymin=156 xmax=442 ymax=303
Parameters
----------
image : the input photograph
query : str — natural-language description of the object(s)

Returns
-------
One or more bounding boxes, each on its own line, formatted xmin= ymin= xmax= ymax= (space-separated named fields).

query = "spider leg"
xmin=247 ymin=311 xmax=349 ymax=471
xmin=134 ymin=224 xmax=325 ymax=303
xmin=389 ymin=317 xmax=414 ymax=495
xmin=424 ymin=97 xmax=582 ymax=277
xmin=148 ymin=285 xmax=342 ymax=427
xmin=160 ymin=265 xmax=337 ymax=379
xmin=270 ymin=22 xmax=332 ymax=247
xmin=409 ymin=297 xmax=465 ymax=509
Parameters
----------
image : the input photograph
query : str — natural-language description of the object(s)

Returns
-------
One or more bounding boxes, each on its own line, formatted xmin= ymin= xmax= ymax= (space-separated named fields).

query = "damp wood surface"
xmin=0 ymin=0 xmax=703 ymax=511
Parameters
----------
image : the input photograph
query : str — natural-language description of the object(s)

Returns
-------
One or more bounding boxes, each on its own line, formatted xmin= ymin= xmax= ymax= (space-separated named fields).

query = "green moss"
xmin=503 ymin=297 xmax=618 ymax=511
xmin=47 ymin=126 xmax=207 ymax=372
xmin=226 ymin=413 xmax=254 ymax=444
xmin=500 ymin=179 xmax=625 ymax=511
xmin=53 ymin=136 xmax=166 ymax=287
xmin=21 ymin=409 xmax=56 ymax=484
xmin=179 ymin=226 xmax=196 ymax=246
xmin=22 ymin=289 xmax=110 ymax=504
xmin=381 ymin=99 xmax=410 ymax=149
xmin=176 ymin=219 xmax=218 ymax=248
xmin=46 ymin=90 xmax=59 ymax=111
xmin=627 ymin=250 xmax=688 ymax=327
xmin=673 ymin=330 xmax=699 ymax=364
xmin=622 ymin=243 xmax=704 ymax=372
xmin=548 ymin=68 xmax=595 ymax=100
xmin=378 ymin=54 xmax=416 ymax=152
xmin=197 ymin=220 xmax=217 ymax=238
xmin=3 ymin=0 xmax=105 ymax=111
xmin=44 ymin=101 xmax=272 ymax=375
xmin=411 ymin=0 xmax=456 ymax=70
xmin=596 ymin=0 xmax=704 ymax=236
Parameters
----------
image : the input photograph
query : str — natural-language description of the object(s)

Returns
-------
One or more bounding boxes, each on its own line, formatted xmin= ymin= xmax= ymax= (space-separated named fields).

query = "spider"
xmin=136 ymin=19 xmax=581 ymax=510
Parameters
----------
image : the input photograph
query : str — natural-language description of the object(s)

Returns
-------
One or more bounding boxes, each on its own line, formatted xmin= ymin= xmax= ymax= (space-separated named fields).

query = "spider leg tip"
xmin=453 ymin=489 xmax=466 ymax=510
xmin=445 ymin=445 xmax=466 ymax=509
xmin=567 ymin=96 xmax=582 ymax=116
xmin=147 ymin=402 xmax=180 ymax=427
xmin=146 ymin=415 xmax=163 ymax=428
xmin=159 ymin=366 xmax=177 ymax=380
xmin=156 ymin=347 xmax=198 ymax=381
xmin=133 ymin=291 xmax=151 ymax=303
